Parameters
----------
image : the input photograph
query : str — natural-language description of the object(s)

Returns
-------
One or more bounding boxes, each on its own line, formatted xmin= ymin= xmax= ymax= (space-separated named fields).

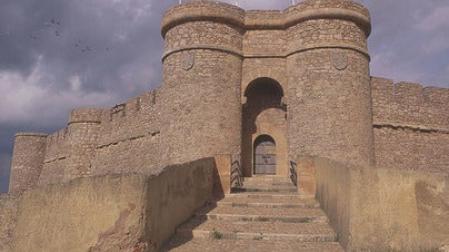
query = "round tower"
xmin=285 ymin=0 xmax=375 ymax=165
xmin=65 ymin=108 xmax=103 ymax=182
xmin=9 ymin=132 xmax=47 ymax=193
xmin=160 ymin=0 xmax=244 ymax=165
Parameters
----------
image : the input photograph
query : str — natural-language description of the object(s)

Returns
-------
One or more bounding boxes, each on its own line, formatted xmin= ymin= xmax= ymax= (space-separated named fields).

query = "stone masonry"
xmin=8 ymin=0 xmax=449 ymax=194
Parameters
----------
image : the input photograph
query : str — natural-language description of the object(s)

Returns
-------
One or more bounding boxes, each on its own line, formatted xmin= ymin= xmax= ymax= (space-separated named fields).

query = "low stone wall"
xmin=297 ymin=156 xmax=449 ymax=251
xmin=143 ymin=158 xmax=214 ymax=250
xmin=0 ymin=158 xmax=216 ymax=252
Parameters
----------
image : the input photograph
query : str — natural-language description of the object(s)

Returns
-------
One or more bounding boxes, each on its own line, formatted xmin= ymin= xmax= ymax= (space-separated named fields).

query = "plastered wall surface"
xmin=1 ymin=158 xmax=215 ymax=252
xmin=300 ymin=156 xmax=449 ymax=251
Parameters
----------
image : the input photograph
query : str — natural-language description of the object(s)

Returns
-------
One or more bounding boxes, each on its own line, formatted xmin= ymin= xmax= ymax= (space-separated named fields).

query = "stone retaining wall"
xmin=297 ymin=156 xmax=449 ymax=251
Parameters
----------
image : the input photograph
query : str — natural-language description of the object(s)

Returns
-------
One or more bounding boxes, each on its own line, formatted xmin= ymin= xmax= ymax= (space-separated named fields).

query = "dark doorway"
xmin=254 ymin=135 xmax=276 ymax=175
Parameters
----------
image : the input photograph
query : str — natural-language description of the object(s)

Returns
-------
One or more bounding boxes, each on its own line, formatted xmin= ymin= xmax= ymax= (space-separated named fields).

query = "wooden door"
xmin=254 ymin=136 xmax=276 ymax=175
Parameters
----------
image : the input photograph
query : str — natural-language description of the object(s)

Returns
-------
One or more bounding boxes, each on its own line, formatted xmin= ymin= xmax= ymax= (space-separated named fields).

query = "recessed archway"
xmin=241 ymin=77 xmax=288 ymax=177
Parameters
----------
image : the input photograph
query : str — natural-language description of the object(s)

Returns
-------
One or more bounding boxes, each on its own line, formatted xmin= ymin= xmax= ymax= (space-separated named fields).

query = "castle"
xmin=2 ymin=0 xmax=449 ymax=251
xmin=8 ymin=0 xmax=449 ymax=194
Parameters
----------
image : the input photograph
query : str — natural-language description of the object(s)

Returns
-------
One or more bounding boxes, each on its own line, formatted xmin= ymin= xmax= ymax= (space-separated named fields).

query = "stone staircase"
xmin=163 ymin=176 xmax=343 ymax=252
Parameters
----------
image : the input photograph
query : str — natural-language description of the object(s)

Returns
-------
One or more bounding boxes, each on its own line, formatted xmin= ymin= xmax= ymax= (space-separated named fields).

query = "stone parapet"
xmin=162 ymin=0 xmax=371 ymax=59
xmin=163 ymin=0 xmax=370 ymax=33
xmin=68 ymin=108 xmax=104 ymax=125
xmin=298 ymin=155 xmax=449 ymax=251
xmin=161 ymin=0 xmax=245 ymax=37
xmin=371 ymin=77 xmax=449 ymax=128
xmin=244 ymin=10 xmax=284 ymax=29
xmin=14 ymin=132 xmax=48 ymax=138
xmin=285 ymin=0 xmax=371 ymax=35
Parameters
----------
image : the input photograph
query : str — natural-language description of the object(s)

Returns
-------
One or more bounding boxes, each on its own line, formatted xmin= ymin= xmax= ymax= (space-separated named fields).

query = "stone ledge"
xmin=163 ymin=44 xmax=369 ymax=61
xmin=162 ymin=1 xmax=371 ymax=35
xmin=373 ymin=122 xmax=449 ymax=134
xmin=14 ymin=132 xmax=48 ymax=138
xmin=162 ymin=45 xmax=243 ymax=61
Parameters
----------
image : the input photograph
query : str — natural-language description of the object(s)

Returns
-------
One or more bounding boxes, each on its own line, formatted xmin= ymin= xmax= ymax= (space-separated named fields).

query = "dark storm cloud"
xmin=0 ymin=0 xmax=180 ymax=192
xmin=0 ymin=0 xmax=173 ymax=94
xmin=1 ymin=0 xmax=448 ymax=192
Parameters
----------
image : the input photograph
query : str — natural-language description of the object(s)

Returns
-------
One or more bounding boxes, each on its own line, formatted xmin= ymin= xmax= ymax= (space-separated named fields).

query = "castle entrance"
xmin=254 ymin=135 xmax=276 ymax=174
xmin=242 ymin=77 xmax=288 ymax=177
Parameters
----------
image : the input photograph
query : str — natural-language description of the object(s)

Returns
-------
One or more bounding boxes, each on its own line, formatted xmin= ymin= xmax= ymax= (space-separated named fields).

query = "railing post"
xmin=290 ymin=160 xmax=298 ymax=187
xmin=230 ymin=154 xmax=243 ymax=189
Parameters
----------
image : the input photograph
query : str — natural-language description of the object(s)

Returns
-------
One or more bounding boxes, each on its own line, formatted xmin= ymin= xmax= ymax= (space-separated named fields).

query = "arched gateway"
xmin=242 ymin=77 xmax=288 ymax=177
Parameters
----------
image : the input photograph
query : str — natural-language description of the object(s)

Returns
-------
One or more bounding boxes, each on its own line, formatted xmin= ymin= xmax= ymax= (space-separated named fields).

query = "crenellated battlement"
xmin=15 ymin=132 xmax=48 ymax=138
xmin=106 ymin=90 xmax=159 ymax=123
xmin=371 ymin=76 xmax=449 ymax=173
xmin=371 ymin=77 xmax=449 ymax=130
xmin=162 ymin=0 xmax=371 ymax=61
xmin=46 ymin=128 xmax=68 ymax=143
xmin=68 ymin=108 xmax=103 ymax=125
xmin=162 ymin=0 xmax=370 ymax=34
xmin=161 ymin=1 xmax=245 ymax=37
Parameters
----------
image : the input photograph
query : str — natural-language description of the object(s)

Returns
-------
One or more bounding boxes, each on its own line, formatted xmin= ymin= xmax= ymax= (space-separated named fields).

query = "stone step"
xmin=231 ymin=188 xmax=298 ymax=195
xmin=233 ymin=187 xmax=297 ymax=193
xmin=163 ymin=237 xmax=344 ymax=252
xmin=176 ymin=218 xmax=337 ymax=242
xmin=242 ymin=183 xmax=295 ymax=189
xmin=242 ymin=180 xmax=294 ymax=187
xmin=218 ymin=194 xmax=319 ymax=208
xmin=241 ymin=182 xmax=296 ymax=187
xmin=243 ymin=176 xmax=292 ymax=184
xmin=217 ymin=201 xmax=319 ymax=209
xmin=196 ymin=204 xmax=328 ymax=223
xmin=224 ymin=193 xmax=314 ymax=200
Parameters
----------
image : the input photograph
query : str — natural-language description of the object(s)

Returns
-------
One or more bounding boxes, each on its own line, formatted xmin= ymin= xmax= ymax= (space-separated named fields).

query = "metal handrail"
xmin=230 ymin=157 xmax=243 ymax=188
xmin=289 ymin=160 xmax=298 ymax=186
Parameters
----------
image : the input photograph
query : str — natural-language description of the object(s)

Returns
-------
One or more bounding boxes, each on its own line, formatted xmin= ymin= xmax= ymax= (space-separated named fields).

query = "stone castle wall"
xmin=7 ymin=0 xmax=449 ymax=193
xmin=39 ymin=128 xmax=69 ymax=185
xmin=9 ymin=134 xmax=47 ymax=193
xmin=371 ymin=77 xmax=449 ymax=172
xmin=92 ymin=91 xmax=162 ymax=176
xmin=286 ymin=20 xmax=374 ymax=166
xmin=9 ymin=91 xmax=163 ymax=194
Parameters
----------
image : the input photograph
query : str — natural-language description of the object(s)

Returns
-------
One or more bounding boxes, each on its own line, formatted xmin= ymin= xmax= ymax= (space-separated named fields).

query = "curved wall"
xmin=160 ymin=1 xmax=244 ymax=165
xmin=64 ymin=108 xmax=103 ymax=182
xmin=9 ymin=133 xmax=47 ymax=193
xmin=285 ymin=0 xmax=374 ymax=165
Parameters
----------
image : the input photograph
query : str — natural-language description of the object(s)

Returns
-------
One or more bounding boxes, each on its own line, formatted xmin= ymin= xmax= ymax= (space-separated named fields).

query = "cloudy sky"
xmin=1 ymin=0 xmax=448 ymax=192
